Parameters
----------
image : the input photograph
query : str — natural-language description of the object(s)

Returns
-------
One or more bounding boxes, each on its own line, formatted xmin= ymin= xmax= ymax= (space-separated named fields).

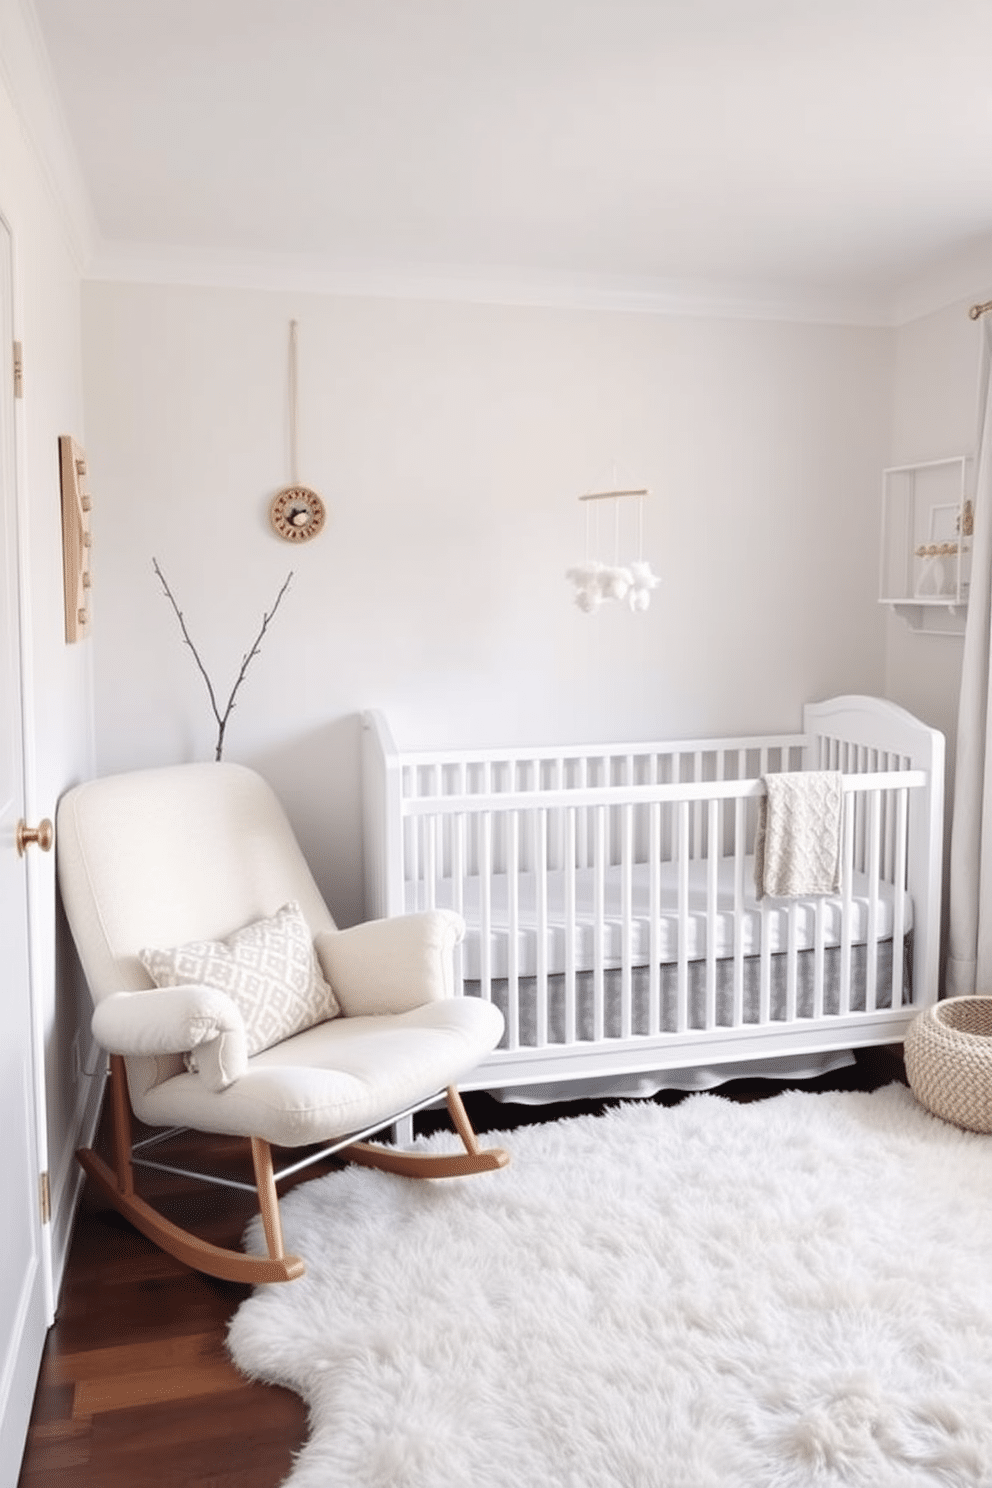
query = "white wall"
xmin=0 ymin=50 xmax=97 ymax=1292
xmin=886 ymin=294 xmax=987 ymax=751
xmin=82 ymin=281 xmax=891 ymax=926
xmin=885 ymin=288 xmax=992 ymax=969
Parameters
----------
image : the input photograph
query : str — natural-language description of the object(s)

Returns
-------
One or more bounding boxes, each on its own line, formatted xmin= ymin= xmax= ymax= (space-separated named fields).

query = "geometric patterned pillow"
xmin=139 ymin=901 xmax=340 ymax=1058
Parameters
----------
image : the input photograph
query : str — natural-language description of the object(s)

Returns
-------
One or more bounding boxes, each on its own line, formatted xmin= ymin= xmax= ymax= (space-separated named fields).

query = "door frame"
xmin=5 ymin=205 xmax=54 ymax=1320
xmin=0 ymin=204 xmax=55 ymax=1482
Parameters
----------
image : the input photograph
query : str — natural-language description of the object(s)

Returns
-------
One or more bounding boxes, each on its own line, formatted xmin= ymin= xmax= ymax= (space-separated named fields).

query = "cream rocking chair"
xmin=57 ymin=762 xmax=508 ymax=1284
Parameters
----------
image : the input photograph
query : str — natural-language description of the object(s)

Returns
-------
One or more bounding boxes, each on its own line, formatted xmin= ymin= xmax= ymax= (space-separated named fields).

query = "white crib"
xmin=362 ymin=697 xmax=944 ymax=1100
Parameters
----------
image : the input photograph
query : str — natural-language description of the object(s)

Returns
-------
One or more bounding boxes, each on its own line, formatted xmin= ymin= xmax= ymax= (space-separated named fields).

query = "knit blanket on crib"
xmin=753 ymin=770 xmax=843 ymax=898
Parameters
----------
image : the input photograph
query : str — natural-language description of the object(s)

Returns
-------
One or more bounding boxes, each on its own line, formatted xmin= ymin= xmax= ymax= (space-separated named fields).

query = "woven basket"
xmin=905 ymin=997 xmax=992 ymax=1133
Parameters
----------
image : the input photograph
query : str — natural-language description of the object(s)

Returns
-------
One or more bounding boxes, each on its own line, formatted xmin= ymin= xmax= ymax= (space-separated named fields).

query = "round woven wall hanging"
xmin=269 ymin=319 xmax=325 ymax=543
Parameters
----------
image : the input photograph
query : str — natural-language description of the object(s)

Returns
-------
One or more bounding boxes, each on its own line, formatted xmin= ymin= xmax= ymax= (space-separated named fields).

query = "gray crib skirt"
xmin=466 ymin=936 xmax=910 ymax=1050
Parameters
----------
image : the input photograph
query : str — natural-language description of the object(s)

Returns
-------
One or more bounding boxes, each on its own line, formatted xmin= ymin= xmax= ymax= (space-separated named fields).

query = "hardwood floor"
xmin=17 ymin=1047 xmax=907 ymax=1487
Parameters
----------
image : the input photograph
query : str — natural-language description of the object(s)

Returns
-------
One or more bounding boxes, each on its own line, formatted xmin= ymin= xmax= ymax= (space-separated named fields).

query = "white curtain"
xmin=947 ymin=313 xmax=992 ymax=996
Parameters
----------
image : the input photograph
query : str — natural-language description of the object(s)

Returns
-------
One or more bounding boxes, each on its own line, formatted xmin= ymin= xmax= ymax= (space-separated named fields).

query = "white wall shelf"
xmin=879 ymin=455 xmax=972 ymax=635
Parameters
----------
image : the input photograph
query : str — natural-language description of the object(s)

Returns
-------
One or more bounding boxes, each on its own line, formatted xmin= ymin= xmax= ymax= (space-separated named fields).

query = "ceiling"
xmin=26 ymin=0 xmax=992 ymax=321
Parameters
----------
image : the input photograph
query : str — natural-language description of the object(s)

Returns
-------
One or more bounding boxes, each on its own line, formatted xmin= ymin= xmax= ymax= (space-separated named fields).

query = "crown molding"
xmin=0 ymin=0 xmax=98 ymax=271
xmin=85 ymin=240 xmax=896 ymax=326
xmin=89 ymin=236 xmax=992 ymax=330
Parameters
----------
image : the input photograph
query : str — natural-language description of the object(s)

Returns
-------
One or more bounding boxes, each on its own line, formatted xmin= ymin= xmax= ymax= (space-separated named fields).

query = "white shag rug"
xmin=228 ymin=1084 xmax=992 ymax=1488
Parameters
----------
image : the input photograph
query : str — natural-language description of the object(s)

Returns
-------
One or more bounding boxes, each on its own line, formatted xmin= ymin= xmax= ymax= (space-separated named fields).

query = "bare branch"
xmin=153 ymin=558 xmax=293 ymax=761
xmin=152 ymin=557 xmax=224 ymax=730
xmin=214 ymin=569 xmax=294 ymax=761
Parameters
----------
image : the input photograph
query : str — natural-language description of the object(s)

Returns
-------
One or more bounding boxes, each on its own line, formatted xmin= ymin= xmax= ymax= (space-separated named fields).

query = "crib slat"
xmin=857 ymin=747 xmax=869 ymax=871
xmin=549 ymin=758 xmax=562 ymax=873
xmin=677 ymin=801 xmax=689 ymax=1034
xmin=732 ymin=797 xmax=745 ymax=1028
xmin=692 ymin=751 xmax=704 ymax=859
xmin=879 ymin=753 xmax=891 ymax=882
xmin=407 ymin=809 xmax=420 ymax=913
xmin=479 ymin=811 xmax=493 ymax=1010
xmin=812 ymin=892 xmax=826 ymax=1020
xmin=621 ymin=801 xmax=634 ymax=1040
xmin=506 ymin=810 xmax=520 ymax=1050
xmin=839 ymin=795 xmax=855 ymax=1015
xmin=565 ymin=806 xmax=577 ymax=1044
xmin=758 ymin=899 xmax=772 ymax=1025
xmin=453 ymin=779 xmax=466 ymax=920
xmin=534 ymin=806 xmax=549 ymax=1048
xmin=758 ymin=766 xmax=772 ymax=1025
xmin=451 ymin=803 xmax=466 ymax=993
xmin=593 ymin=804 xmax=606 ymax=1044
xmin=649 ymin=801 xmax=662 ymax=1034
xmin=425 ymin=814 xmax=438 ymax=912
xmin=865 ymin=789 xmax=881 ymax=1013
xmin=577 ymin=758 xmax=589 ymax=866
xmin=785 ymin=901 xmax=798 ymax=1024
xmin=705 ymin=798 xmax=719 ymax=1029
xmin=892 ymin=787 xmax=908 ymax=1006
xmin=715 ymin=748 xmax=726 ymax=861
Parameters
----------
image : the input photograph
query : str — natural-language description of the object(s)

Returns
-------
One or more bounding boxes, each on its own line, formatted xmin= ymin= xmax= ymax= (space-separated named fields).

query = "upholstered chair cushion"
xmin=140 ymin=901 xmax=340 ymax=1057
xmin=136 ymin=999 xmax=505 ymax=1146
xmin=315 ymin=908 xmax=464 ymax=1016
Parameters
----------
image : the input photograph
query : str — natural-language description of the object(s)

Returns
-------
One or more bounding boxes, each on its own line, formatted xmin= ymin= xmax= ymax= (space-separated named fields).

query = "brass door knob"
xmin=16 ymin=818 xmax=53 ymax=856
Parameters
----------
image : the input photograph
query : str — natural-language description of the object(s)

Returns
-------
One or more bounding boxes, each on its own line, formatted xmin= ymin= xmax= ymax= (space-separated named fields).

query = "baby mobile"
xmin=566 ymin=480 xmax=660 ymax=613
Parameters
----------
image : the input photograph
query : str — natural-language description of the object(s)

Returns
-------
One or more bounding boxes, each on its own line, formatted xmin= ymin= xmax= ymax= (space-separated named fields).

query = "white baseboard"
xmin=49 ymin=1055 xmax=106 ymax=1307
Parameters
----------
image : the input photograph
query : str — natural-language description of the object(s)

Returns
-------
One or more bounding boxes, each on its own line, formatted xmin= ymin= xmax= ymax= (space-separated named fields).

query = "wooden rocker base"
xmin=343 ymin=1141 xmax=510 ymax=1178
xmin=78 ymin=1065 xmax=509 ymax=1285
xmin=76 ymin=1147 xmax=305 ymax=1285
xmin=77 ymin=1055 xmax=305 ymax=1285
xmin=344 ymin=1086 xmax=510 ymax=1177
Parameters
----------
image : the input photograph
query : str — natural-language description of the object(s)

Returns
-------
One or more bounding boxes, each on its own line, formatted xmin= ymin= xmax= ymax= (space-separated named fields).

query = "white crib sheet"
xmin=423 ymin=856 xmax=912 ymax=980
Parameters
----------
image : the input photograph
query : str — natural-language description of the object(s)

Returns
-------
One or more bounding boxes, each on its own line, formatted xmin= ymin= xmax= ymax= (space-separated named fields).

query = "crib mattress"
xmin=424 ymin=856 xmax=912 ymax=980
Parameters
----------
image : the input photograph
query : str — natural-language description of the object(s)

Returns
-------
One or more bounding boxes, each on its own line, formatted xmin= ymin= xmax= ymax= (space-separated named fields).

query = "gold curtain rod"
xmin=969 ymin=299 xmax=992 ymax=320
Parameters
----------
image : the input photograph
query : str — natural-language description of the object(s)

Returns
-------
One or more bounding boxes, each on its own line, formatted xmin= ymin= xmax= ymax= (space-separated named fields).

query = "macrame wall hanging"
xmin=566 ymin=482 xmax=660 ymax=613
xmin=269 ymin=319 xmax=327 ymax=543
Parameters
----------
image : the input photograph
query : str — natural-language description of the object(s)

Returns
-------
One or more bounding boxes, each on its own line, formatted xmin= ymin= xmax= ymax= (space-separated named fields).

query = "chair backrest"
xmin=57 ymin=761 xmax=336 ymax=1010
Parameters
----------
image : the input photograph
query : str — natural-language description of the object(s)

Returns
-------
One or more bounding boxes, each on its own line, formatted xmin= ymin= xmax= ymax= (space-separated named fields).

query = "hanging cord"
xmin=288 ymin=319 xmax=300 ymax=486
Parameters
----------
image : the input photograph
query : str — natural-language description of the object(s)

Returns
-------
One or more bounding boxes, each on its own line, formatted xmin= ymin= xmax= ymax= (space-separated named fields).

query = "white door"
xmin=0 ymin=215 xmax=50 ymax=1482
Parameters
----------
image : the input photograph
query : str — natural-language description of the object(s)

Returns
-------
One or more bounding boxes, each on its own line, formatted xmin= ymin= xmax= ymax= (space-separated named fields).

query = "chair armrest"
xmin=315 ymin=910 xmax=465 ymax=1017
xmin=91 ymin=987 xmax=248 ymax=1092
